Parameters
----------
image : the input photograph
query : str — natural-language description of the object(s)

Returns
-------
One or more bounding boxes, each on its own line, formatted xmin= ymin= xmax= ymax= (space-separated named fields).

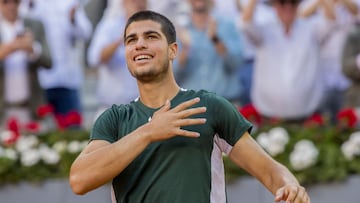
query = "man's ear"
xmin=168 ymin=42 xmax=178 ymax=60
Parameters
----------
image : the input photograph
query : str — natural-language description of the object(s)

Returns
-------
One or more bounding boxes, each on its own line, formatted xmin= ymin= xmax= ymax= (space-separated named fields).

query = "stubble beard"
xmin=132 ymin=57 xmax=170 ymax=83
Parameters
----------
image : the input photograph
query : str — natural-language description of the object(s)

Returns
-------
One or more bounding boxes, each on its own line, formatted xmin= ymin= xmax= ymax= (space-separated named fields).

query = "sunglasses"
xmin=2 ymin=0 xmax=20 ymax=4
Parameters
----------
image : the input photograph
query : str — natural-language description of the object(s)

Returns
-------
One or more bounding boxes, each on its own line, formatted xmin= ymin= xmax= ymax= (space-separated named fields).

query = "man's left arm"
xmin=229 ymin=132 xmax=310 ymax=203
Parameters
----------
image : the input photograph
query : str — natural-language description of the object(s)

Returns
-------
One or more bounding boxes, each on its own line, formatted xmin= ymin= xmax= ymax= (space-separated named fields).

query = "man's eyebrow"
xmin=125 ymin=33 xmax=137 ymax=42
xmin=144 ymin=30 xmax=161 ymax=36
xmin=125 ymin=30 xmax=161 ymax=42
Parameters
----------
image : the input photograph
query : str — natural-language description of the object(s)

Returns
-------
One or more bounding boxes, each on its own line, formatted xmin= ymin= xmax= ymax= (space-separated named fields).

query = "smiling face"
xmin=124 ymin=20 xmax=177 ymax=83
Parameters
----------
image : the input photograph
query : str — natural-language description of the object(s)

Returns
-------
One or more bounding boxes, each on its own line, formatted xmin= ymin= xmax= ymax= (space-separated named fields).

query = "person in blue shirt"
xmin=174 ymin=0 xmax=244 ymax=103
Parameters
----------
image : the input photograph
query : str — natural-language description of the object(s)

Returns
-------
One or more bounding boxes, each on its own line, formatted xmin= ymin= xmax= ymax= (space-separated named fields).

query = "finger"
xmin=177 ymin=107 xmax=207 ymax=118
xmin=175 ymin=128 xmax=201 ymax=138
xmin=293 ymin=187 xmax=307 ymax=203
xmin=275 ymin=188 xmax=285 ymax=202
xmin=285 ymin=186 xmax=299 ymax=203
xmin=176 ymin=118 xmax=207 ymax=127
xmin=158 ymin=100 xmax=171 ymax=113
xmin=172 ymin=97 xmax=200 ymax=112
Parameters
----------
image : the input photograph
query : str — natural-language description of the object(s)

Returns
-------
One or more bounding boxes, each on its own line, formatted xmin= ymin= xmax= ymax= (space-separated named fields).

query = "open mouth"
xmin=134 ymin=54 xmax=153 ymax=61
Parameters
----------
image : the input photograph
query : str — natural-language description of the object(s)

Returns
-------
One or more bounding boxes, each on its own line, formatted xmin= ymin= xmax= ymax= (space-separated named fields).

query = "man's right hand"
xmin=13 ymin=31 xmax=34 ymax=53
xmin=145 ymin=97 xmax=207 ymax=143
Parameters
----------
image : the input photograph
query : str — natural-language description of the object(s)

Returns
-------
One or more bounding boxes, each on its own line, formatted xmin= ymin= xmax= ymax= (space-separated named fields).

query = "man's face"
xmin=188 ymin=0 xmax=213 ymax=13
xmin=124 ymin=20 xmax=177 ymax=83
xmin=272 ymin=0 xmax=299 ymax=25
xmin=0 ymin=0 xmax=20 ymax=22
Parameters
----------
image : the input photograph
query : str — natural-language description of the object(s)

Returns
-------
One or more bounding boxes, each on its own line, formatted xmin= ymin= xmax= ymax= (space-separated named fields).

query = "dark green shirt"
xmin=91 ymin=89 xmax=252 ymax=203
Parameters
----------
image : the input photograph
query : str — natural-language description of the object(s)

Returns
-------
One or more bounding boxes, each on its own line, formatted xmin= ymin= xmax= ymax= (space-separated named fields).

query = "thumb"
xmin=274 ymin=188 xmax=285 ymax=202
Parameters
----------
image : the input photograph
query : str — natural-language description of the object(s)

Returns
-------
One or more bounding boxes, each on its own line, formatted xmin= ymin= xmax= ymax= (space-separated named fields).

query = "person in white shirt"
xmin=0 ymin=0 xmax=51 ymax=125
xmin=301 ymin=0 xmax=360 ymax=123
xmin=241 ymin=0 xmax=335 ymax=120
xmin=20 ymin=0 xmax=92 ymax=125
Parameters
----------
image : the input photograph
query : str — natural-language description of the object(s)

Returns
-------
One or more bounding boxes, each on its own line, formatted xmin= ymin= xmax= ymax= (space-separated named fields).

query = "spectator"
xmin=20 ymin=0 xmax=92 ymax=127
xmin=0 ymin=0 xmax=51 ymax=125
xmin=148 ymin=0 xmax=189 ymax=25
xmin=174 ymin=0 xmax=243 ymax=103
xmin=87 ymin=0 xmax=147 ymax=120
xmin=342 ymin=20 xmax=360 ymax=107
xmin=210 ymin=0 xmax=275 ymax=106
xmin=241 ymin=0 xmax=336 ymax=120
xmin=301 ymin=0 xmax=360 ymax=123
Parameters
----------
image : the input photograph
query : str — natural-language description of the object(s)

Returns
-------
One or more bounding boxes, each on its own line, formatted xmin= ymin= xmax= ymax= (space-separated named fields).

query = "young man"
xmin=69 ymin=10 xmax=310 ymax=203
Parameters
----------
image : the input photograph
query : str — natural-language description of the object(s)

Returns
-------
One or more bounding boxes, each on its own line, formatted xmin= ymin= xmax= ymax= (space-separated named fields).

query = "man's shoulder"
xmin=181 ymin=89 xmax=224 ymax=104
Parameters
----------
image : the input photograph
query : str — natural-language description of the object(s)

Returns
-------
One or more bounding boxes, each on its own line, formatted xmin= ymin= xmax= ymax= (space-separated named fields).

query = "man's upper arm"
xmin=79 ymin=140 xmax=111 ymax=157
xmin=229 ymin=132 xmax=278 ymax=179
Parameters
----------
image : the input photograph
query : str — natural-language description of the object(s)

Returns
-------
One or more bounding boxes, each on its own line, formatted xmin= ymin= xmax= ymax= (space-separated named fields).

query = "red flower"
xmin=55 ymin=111 xmax=82 ymax=129
xmin=54 ymin=114 xmax=67 ymax=130
xmin=337 ymin=108 xmax=358 ymax=128
xmin=239 ymin=104 xmax=262 ymax=124
xmin=6 ymin=117 xmax=20 ymax=136
xmin=65 ymin=111 xmax=82 ymax=127
xmin=304 ymin=113 xmax=324 ymax=127
xmin=37 ymin=104 xmax=54 ymax=118
xmin=24 ymin=121 xmax=41 ymax=134
xmin=5 ymin=117 xmax=20 ymax=144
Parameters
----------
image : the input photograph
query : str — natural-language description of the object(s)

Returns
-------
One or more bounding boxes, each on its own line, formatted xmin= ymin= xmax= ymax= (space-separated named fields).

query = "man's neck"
xmin=137 ymin=74 xmax=180 ymax=109
xmin=3 ymin=17 xmax=18 ymax=25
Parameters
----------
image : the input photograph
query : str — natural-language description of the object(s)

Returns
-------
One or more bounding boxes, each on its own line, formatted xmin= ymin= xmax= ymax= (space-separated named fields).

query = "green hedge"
xmin=1 ymin=124 xmax=360 ymax=186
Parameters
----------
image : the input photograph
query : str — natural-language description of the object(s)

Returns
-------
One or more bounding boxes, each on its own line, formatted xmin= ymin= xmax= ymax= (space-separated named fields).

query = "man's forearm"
xmin=69 ymin=126 xmax=152 ymax=195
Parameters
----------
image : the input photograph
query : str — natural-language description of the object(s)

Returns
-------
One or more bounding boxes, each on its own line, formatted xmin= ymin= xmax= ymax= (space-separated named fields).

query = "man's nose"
xmin=135 ymin=37 xmax=147 ymax=50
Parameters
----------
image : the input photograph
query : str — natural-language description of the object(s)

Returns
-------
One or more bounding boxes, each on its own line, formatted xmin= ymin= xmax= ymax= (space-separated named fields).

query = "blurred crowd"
xmin=1 ymin=0 xmax=360 ymax=132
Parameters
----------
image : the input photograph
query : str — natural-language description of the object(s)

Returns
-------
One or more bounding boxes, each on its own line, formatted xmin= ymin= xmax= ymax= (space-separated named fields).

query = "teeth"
xmin=135 ymin=55 xmax=152 ymax=61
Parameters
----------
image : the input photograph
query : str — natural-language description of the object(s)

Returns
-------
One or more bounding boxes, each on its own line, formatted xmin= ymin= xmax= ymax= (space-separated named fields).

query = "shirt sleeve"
xmin=209 ymin=94 xmax=253 ymax=146
xmin=90 ymin=105 xmax=120 ymax=143
xmin=240 ymin=19 xmax=264 ymax=47
xmin=70 ymin=6 xmax=93 ymax=40
xmin=87 ymin=17 xmax=126 ymax=68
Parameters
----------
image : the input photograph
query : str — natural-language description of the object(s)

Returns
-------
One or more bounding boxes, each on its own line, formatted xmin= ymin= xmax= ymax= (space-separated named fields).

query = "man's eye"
xmin=148 ymin=35 xmax=157 ymax=39
xmin=126 ymin=39 xmax=135 ymax=44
